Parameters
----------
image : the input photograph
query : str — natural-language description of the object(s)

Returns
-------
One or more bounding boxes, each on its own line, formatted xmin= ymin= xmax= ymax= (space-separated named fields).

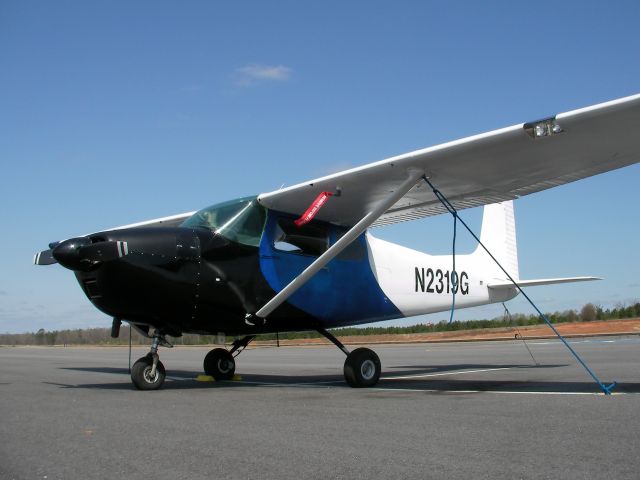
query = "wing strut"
xmin=250 ymin=169 xmax=424 ymax=323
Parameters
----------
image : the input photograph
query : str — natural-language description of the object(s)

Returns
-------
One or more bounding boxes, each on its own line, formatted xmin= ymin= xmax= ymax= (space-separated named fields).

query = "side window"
xmin=273 ymin=218 xmax=329 ymax=256
xmin=335 ymin=230 xmax=366 ymax=261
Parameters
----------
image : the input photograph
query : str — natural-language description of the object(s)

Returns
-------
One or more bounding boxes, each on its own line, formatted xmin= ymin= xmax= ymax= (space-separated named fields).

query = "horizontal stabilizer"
xmin=488 ymin=276 xmax=601 ymax=289
xmin=34 ymin=249 xmax=57 ymax=266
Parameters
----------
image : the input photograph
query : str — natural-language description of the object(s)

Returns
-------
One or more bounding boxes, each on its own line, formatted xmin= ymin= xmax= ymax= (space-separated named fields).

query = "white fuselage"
xmin=365 ymin=201 xmax=520 ymax=317
xmin=366 ymin=234 xmax=517 ymax=317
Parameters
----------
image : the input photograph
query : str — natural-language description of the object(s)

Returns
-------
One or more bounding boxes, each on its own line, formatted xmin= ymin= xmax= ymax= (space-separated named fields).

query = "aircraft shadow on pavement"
xmin=60 ymin=362 xmax=548 ymax=378
xmin=48 ymin=362 xmax=640 ymax=394
xmin=375 ymin=378 xmax=640 ymax=394
xmin=58 ymin=362 xmax=541 ymax=384
xmin=61 ymin=366 xmax=194 ymax=378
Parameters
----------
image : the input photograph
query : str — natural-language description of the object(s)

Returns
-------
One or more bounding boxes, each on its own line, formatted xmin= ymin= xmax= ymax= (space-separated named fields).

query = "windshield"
xmin=181 ymin=196 xmax=266 ymax=247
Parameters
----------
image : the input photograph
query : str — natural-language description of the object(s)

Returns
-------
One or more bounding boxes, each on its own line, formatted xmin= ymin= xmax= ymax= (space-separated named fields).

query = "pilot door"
xmin=259 ymin=212 xmax=333 ymax=320
xmin=258 ymin=211 xmax=378 ymax=324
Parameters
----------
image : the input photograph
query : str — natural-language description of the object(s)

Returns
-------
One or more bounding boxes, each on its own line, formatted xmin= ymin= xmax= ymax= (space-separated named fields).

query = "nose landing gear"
xmin=131 ymin=331 xmax=173 ymax=391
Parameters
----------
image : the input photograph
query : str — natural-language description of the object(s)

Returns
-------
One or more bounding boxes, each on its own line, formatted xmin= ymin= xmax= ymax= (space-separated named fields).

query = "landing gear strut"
xmin=131 ymin=330 xmax=172 ymax=390
xmin=203 ymin=335 xmax=255 ymax=380
xmin=318 ymin=328 xmax=381 ymax=388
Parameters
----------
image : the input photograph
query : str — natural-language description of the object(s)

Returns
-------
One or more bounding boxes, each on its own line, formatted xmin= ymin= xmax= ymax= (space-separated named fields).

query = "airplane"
xmin=35 ymin=93 xmax=640 ymax=390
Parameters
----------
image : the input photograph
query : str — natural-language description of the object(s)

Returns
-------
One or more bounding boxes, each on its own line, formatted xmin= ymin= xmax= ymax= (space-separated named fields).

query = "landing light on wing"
xmin=523 ymin=117 xmax=564 ymax=138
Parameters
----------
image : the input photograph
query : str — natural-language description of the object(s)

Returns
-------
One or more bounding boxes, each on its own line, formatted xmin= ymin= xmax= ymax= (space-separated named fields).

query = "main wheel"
xmin=344 ymin=348 xmax=381 ymax=388
xmin=203 ymin=348 xmax=236 ymax=380
xmin=131 ymin=355 xmax=166 ymax=390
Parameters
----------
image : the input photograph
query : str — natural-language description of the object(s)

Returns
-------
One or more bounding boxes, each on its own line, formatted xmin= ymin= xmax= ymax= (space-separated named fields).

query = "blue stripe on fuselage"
xmin=259 ymin=211 xmax=401 ymax=327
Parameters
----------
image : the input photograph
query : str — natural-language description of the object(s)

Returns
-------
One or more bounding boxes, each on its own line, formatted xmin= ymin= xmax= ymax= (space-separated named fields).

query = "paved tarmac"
xmin=1 ymin=336 xmax=639 ymax=479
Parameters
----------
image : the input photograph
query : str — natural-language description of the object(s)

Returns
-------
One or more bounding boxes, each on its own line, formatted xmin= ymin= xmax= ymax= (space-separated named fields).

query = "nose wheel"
xmin=131 ymin=355 xmax=166 ymax=390
xmin=131 ymin=330 xmax=172 ymax=391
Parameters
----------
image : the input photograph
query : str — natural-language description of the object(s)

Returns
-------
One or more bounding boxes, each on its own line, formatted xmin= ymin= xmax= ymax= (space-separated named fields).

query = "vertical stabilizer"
xmin=476 ymin=201 xmax=519 ymax=280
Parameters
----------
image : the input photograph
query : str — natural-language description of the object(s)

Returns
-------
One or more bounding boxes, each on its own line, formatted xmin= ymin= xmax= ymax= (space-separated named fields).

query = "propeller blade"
xmin=34 ymin=249 xmax=57 ymax=266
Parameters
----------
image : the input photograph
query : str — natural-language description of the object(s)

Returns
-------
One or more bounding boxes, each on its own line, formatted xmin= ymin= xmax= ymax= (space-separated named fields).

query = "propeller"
xmin=35 ymin=237 xmax=130 ymax=270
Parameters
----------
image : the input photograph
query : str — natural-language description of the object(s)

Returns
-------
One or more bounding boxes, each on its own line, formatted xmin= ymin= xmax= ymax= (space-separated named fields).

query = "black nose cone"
xmin=52 ymin=237 xmax=92 ymax=271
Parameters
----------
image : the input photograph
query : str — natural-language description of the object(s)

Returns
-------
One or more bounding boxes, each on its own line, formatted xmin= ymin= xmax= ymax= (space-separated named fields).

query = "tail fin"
xmin=475 ymin=200 xmax=519 ymax=280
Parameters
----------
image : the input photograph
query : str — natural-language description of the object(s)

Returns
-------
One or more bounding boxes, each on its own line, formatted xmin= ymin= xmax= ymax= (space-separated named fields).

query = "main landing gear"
xmin=131 ymin=330 xmax=172 ymax=391
xmin=203 ymin=335 xmax=255 ymax=380
xmin=202 ymin=331 xmax=381 ymax=387
xmin=318 ymin=328 xmax=381 ymax=387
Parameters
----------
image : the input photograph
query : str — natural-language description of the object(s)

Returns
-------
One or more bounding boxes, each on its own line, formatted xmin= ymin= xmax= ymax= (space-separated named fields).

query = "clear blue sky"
xmin=1 ymin=1 xmax=638 ymax=333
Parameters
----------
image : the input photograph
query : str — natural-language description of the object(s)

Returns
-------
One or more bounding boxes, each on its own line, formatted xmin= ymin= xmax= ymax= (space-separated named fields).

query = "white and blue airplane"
xmin=35 ymin=94 xmax=640 ymax=390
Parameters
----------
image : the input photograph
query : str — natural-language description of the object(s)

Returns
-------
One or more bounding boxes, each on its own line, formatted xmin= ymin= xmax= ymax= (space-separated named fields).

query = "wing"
xmin=99 ymin=211 xmax=196 ymax=231
xmin=258 ymin=94 xmax=640 ymax=227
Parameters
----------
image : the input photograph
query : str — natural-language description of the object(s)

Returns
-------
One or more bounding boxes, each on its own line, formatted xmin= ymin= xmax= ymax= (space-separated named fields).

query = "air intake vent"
xmin=83 ymin=279 xmax=102 ymax=299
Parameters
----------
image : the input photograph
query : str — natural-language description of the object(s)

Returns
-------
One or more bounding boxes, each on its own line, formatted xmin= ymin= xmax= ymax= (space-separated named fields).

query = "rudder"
xmin=475 ymin=201 xmax=519 ymax=280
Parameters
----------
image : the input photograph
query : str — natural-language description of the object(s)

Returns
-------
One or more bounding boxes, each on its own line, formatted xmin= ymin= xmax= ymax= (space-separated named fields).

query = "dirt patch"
xmin=254 ymin=318 xmax=640 ymax=347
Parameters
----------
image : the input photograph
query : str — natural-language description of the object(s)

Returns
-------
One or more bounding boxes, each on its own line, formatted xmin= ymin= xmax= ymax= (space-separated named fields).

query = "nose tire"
xmin=131 ymin=356 xmax=166 ymax=390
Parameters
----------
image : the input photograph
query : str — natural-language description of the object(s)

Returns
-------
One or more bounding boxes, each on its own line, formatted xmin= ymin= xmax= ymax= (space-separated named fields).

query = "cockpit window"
xmin=181 ymin=196 xmax=266 ymax=247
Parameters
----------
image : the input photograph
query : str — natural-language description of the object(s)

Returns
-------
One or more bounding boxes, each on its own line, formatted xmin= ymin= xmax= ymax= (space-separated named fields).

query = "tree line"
xmin=1 ymin=301 xmax=638 ymax=346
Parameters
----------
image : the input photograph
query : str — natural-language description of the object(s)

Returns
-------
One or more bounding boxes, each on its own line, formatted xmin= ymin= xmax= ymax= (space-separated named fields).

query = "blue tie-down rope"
xmin=428 ymin=182 xmax=458 ymax=323
xmin=422 ymin=176 xmax=617 ymax=395
xmin=449 ymin=211 xmax=458 ymax=324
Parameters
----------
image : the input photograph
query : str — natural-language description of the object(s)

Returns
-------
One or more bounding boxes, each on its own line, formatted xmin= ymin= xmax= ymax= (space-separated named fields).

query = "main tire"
xmin=203 ymin=348 xmax=236 ymax=380
xmin=344 ymin=348 xmax=381 ymax=388
xmin=131 ymin=356 xmax=166 ymax=391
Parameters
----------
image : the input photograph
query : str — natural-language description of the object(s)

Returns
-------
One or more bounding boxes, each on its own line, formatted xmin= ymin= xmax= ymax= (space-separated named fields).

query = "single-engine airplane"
xmin=35 ymin=94 xmax=640 ymax=390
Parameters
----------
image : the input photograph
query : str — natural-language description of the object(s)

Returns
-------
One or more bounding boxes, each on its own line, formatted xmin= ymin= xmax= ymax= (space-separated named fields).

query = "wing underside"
xmin=258 ymin=94 xmax=640 ymax=227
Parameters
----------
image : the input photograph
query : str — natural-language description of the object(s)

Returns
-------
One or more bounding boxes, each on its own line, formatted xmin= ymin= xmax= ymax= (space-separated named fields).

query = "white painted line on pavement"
xmin=381 ymin=367 xmax=513 ymax=381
